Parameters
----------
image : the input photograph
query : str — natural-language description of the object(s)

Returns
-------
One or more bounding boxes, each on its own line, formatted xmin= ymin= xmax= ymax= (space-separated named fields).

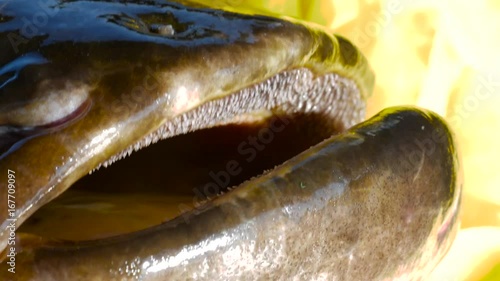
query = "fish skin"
xmin=1 ymin=107 xmax=461 ymax=280
xmin=0 ymin=0 xmax=461 ymax=280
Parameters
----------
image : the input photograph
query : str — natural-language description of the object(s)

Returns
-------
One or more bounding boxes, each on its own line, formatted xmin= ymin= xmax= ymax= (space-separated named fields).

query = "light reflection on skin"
xmin=145 ymin=235 xmax=232 ymax=273
xmin=172 ymin=86 xmax=201 ymax=115
xmin=88 ymin=127 xmax=117 ymax=151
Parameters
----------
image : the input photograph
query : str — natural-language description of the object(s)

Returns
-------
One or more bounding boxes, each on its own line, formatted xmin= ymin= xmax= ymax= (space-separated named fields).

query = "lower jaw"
xmin=4 ymin=105 xmax=461 ymax=281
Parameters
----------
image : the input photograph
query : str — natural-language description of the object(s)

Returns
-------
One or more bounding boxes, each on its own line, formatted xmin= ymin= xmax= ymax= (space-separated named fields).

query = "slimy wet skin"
xmin=0 ymin=0 xmax=461 ymax=280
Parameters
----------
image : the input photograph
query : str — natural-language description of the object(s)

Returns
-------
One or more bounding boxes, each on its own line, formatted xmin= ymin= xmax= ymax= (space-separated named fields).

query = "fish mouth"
xmin=0 ymin=65 xmax=463 ymax=280
xmin=6 ymin=69 xmax=461 ymax=281
xmin=19 ymin=68 xmax=364 ymax=241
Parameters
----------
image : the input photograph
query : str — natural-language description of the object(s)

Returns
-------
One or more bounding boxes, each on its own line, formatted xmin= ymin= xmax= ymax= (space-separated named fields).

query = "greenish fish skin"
xmin=0 ymin=0 xmax=461 ymax=280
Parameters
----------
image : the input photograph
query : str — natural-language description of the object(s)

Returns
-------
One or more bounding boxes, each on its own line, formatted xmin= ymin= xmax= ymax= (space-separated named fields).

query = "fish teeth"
xmin=90 ymin=68 xmax=364 ymax=175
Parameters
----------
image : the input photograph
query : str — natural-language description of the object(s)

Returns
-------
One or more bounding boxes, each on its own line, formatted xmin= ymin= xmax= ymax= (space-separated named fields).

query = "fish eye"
xmin=0 ymin=53 xmax=91 ymax=156
xmin=0 ymin=61 xmax=91 ymax=127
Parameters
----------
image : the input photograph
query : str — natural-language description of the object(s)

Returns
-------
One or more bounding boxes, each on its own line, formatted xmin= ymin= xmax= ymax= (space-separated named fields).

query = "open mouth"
xmin=1 ymin=68 xmax=462 ymax=280
xmin=19 ymin=69 xmax=364 ymax=241
xmin=5 ymin=67 xmax=461 ymax=281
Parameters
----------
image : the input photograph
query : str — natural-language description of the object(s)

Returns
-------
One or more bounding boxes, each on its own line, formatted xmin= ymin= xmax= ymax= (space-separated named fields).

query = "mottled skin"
xmin=0 ymin=0 xmax=460 ymax=280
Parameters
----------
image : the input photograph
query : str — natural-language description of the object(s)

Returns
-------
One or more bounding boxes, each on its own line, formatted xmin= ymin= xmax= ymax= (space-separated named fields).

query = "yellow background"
xmin=230 ymin=0 xmax=500 ymax=280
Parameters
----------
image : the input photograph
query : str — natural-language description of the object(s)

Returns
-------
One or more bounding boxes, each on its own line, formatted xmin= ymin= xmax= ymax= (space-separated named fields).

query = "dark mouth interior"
xmin=19 ymin=112 xmax=340 ymax=241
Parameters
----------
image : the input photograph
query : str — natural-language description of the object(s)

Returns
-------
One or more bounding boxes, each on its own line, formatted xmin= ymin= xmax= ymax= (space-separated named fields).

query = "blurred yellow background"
xmin=226 ymin=0 xmax=500 ymax=280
